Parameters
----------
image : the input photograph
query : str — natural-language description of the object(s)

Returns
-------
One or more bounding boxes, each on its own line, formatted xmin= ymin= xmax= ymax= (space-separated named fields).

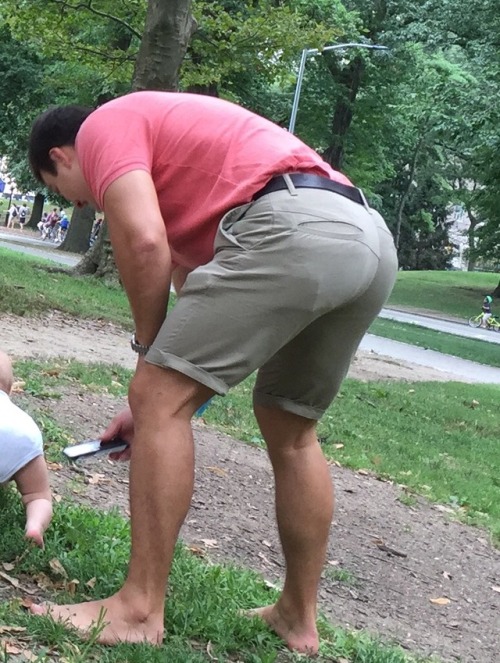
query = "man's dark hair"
xmin=29 ymin=105 xmax=94 ymax=181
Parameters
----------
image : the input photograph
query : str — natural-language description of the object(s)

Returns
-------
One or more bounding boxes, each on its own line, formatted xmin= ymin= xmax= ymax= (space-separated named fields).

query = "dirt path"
xmin=2 ymin=312 xmax=500 ymax=662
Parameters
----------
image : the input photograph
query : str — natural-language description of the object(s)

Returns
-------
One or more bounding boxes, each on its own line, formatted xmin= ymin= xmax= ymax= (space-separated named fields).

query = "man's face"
xmin=41 ymin=146 xmax=98 ymax=210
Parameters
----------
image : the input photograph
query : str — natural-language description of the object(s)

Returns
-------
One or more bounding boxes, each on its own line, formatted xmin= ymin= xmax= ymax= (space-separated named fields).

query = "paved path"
xmin=379 ymin=307 xmax=500 ymax=345
xmin=0 ymin=229 xmax=80 ymax=267
xmin=360 ymin=334 xmax=500 ymax=384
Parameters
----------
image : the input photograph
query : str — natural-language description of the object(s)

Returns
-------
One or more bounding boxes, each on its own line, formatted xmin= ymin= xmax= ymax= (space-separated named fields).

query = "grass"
xmin=200 ymin=375 xmax=500 ymax=544
xmin=369 ymin=318 xmax=500 ymax=368
xmin=12 ymin=357 xmax=500 ymax=544
xmin=0 ymin=249 xmax=132 ymax=325
xmin=2 ymin=253 xmax=499 ymax=659
xmin=387 ymin=270 xmax=499 ymax=319
xmin=0 ymin=489 xmax=433 ymax=663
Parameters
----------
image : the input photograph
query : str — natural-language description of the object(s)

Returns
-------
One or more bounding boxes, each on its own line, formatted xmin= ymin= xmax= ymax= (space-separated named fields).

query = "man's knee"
xmin=129 ymin=363 xmax=213 ymax=418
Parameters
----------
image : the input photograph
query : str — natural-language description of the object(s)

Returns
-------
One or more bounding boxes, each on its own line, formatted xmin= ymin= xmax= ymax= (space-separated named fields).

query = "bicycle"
xmin=468 ymin=313 xmax=500 ymax=331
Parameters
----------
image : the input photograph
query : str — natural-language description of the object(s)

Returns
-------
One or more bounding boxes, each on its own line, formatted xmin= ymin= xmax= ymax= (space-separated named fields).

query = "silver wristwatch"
xmin=130 ymin=333 xmax=150 ymax=356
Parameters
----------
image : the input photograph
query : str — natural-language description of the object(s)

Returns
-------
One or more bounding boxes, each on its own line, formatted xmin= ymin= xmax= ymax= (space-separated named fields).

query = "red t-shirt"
xmin=76 ymin=91 xmax=352 ymax=269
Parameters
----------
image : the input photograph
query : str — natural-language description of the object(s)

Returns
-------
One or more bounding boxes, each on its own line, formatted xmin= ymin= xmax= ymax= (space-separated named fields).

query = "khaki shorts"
xmin=146 ymin=184 xmax=398 ymax=420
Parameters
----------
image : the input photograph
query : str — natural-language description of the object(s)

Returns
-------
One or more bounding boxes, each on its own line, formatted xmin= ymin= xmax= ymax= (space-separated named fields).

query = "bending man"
xmin=28 ymin=91 xmax=398 ymax=653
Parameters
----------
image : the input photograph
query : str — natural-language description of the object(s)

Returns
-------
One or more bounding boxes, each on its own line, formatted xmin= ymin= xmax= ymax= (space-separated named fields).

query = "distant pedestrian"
xmin=18 ymin=203 xmax=29 ymax=231
xmin=6 ymin=204 xmax=19 ymax=229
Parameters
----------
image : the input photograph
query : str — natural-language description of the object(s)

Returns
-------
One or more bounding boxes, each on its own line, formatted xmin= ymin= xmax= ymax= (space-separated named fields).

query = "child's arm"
xmin=14 ymin=456 xmax=52 ymax=548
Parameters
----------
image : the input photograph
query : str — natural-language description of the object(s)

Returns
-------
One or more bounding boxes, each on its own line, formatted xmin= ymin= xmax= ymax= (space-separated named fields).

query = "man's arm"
xmin=171 ymin=265 xmax=192 ymax=294
xmin=103 ymin=170 xmax=172 ymax=347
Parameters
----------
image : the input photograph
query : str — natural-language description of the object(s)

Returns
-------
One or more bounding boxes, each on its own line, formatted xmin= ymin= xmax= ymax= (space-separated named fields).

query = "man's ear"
xmin=48 ymin=146 xmax=74 ymax=169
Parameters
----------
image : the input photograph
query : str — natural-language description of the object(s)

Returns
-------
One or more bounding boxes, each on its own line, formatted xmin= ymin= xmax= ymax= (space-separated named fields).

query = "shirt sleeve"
xmin=76 ymin=107 xmax=154 ymax=210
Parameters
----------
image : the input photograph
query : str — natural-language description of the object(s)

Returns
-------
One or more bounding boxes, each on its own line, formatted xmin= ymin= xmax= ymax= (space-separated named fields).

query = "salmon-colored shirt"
xmin=76 ymin=91 xmax=352 ymax=269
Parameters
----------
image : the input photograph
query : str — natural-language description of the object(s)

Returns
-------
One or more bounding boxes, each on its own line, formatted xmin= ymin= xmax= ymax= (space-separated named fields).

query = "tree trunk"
xmin=74 ymin=0 xmax=196 ymax=280
xmin=27 ymin=193 xmax=44 ymax=230
xmin=322 ymin=56 xmax=365 ymax=170
xmin=464 ymin=202 xmax=479 ymax=272
xmin=394 ymin=137 xmax=424 ymax=250
xmin=132 ymin=0 xmax=196 ymax=92
xmin=72 ymin=222 xmax=118 ymax=283
xmin=59 ymin=205 xmax=94 ymax=254
xmin=492 ymin=279 xmax=500 ymax=298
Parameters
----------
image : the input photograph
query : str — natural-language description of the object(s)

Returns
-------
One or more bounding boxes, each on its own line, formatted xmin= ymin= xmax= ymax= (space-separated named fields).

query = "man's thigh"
xmin=254 ymin=224 xmax=398 ymax=419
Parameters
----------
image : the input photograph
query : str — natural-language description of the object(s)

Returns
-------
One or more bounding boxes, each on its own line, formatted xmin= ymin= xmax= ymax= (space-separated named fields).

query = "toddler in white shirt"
xmin=0 ymin=350 xmax=52 ymax=547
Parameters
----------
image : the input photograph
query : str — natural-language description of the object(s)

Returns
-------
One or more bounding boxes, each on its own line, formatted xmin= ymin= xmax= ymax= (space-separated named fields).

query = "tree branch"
xmin=49 ymin=0 xmax=142 ymax=39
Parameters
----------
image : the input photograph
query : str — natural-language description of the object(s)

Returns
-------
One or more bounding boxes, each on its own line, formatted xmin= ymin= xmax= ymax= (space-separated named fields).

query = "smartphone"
xmin=63 ymin=437 xmax=129 ymax=459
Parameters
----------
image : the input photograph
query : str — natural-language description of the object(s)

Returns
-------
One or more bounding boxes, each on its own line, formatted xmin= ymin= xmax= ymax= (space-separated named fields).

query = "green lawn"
xmin=369 ymin=318 xmax=500 ymax=368
xmin=0 ymin=476 xmax=432 ymax=663
xmin=387 ymin=270 xmax=499 ymax=320
xmin=2 ymin=255 xmax=499 ymax=661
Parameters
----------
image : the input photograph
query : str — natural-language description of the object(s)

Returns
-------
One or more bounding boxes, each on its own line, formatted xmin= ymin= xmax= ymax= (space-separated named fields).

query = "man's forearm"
xmin=118 ymin=243 xmax=172 ymax=346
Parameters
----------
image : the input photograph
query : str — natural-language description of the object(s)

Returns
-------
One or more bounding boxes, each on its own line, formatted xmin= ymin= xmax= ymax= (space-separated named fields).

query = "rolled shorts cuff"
xmin=145 ymin=348 xmax=229 ymax=395
xmin=253 ymin=390 xmax=324 ymax=421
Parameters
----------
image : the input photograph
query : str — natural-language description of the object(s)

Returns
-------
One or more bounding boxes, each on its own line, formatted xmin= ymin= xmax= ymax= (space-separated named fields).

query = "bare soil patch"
xmin=2 ymin=313 xmax=500 ymax=662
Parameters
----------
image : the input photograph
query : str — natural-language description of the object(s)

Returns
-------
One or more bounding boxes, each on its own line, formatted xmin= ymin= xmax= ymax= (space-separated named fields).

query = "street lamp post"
xmin=288 ymin=42 xmax=388 ymax=134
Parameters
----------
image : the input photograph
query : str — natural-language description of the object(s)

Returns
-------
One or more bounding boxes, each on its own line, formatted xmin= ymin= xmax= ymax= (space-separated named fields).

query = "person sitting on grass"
xmin=0 ymin=350 xmax=52 ymax=548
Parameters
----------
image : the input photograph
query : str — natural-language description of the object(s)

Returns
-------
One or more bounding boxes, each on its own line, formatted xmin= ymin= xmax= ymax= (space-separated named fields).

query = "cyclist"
xmin=481 ymin=294 xmax=493 ymax=328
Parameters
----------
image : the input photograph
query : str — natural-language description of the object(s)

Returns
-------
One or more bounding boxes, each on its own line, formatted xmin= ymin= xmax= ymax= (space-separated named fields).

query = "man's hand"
xmin=102 ymin=407 xmax=134 ymax=461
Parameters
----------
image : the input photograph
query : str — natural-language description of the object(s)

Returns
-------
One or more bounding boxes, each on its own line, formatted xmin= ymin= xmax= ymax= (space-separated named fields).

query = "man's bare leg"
xmin=250 ymin=404 xmax=334 ymax=654
xmin=31 ymin=364 xmax=212 ymax=644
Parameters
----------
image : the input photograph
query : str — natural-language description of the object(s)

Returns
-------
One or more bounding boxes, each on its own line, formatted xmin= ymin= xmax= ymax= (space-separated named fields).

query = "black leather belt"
xmin=253 ymin=172 xmax=364 ymax=206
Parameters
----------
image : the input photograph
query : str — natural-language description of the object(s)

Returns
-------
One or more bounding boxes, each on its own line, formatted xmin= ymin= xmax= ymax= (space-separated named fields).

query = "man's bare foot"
xmin=29 ymin=594 xmax=164 ymax=645
xmin=247 ymin=603 xmax=319 ymax=655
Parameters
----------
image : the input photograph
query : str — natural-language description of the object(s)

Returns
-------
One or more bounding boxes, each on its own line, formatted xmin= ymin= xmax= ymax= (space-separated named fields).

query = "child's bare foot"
xmin=29 ymin=593 xmax=164 ymax=645
xmin=247 ymin=603 xmax=319 ymax=655
xmin=24 ymin=498 xmax=52 ymax=549
xmin=25 ymin=526 xmax=44 ymax=548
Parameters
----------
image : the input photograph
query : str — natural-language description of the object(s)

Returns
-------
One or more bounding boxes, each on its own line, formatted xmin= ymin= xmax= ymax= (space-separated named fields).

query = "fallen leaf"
xmin=46 ymin=462 xmax=63 ymax=471
xmin=85 ymin=577 xmax=97 ymax=589
xmin=492 ymin=586 xmax=500 ymax=593
xmin=200 ymin=538 xmax=218 ymax=548
xmin=4 ymin=642 xmax=22 ymax=655
xmin=0 ymin=570 xmax=20 ymax=588
xmin=2 ymin=562 xmax=15 ymax=572
xmin=49 ymin=558 xmax=68 ymax=578
xmin=442 ymin=571 xmax=453 ymax=580
xmin=262 ymin=539 xmax=272 ymax=548
xmin=33 ymin=572 xmax=56 ymax=590
xmin=0 ymin=625 xmax=27 ymax=634
xmin=206 ymin=466 xmax=228 ymax=477
xmin=87 ymin=472 xmax=105 ymax=485
xmin=264 ymin=579 xmax=280 ymax=590
xmin=188 ymin=546 xmax=206 ymax=557
xmin=358 ymin=469 xmax=369 ymax=476
xmin=334 ymin=443 xmax=344 ymax=449
xmin=66 ymin=579 xmax=80 ymax=595
xmin=430 ymin=597 xmax=451 ymax=605
xmin=22 ymin=651 xmax=39 ymax=662
xmin=10 ymin=380 xmax=25 ymax=393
